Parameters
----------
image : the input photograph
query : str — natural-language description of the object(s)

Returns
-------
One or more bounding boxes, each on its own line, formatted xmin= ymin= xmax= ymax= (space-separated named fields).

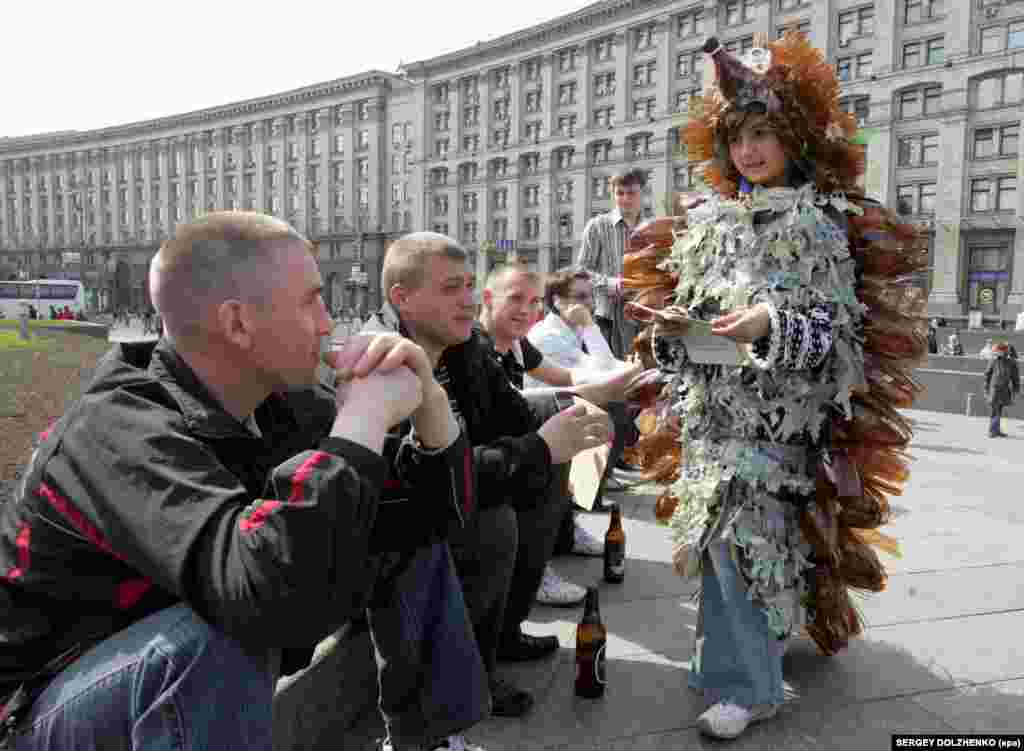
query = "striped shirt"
xmin=576 ymin=208 xmax=633 ymax=320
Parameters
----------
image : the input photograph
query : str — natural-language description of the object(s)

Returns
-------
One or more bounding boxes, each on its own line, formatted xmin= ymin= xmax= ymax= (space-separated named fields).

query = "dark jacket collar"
xmin=147 ymin=339 xmax=270 ymax=440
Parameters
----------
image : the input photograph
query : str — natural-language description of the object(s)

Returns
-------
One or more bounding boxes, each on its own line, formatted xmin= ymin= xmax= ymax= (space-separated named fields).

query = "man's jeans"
xmin=990 ymin=403 xmax=1005 ymax=436
xmin=9 ymin=603 xmax=275 ymax=751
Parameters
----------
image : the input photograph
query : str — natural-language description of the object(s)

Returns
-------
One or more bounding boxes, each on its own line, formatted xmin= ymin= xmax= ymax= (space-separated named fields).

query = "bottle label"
xmin=595 ymin=643 xmax=606 ymax=684
xmin=605 ymin=548 xmax=625 ymax=578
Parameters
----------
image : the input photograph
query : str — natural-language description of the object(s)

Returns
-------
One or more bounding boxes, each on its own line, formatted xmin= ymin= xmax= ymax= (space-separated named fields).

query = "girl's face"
xmin=728 ymin=114 xmax=789 ymax=188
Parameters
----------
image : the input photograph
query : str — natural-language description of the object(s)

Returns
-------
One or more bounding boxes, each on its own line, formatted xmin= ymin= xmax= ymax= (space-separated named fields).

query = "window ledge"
xmin=901 ymin=14 xmax=947 ymax=29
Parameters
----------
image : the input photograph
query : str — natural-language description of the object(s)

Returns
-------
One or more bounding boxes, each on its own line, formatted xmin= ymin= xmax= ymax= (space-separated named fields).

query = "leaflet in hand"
xmin=678 ymin=318 xmax=750 ymax=366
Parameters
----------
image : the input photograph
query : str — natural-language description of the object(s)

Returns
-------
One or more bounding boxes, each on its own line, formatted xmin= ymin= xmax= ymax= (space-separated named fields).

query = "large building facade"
xmin=2 ymin=0 xmax=1023 ymax=322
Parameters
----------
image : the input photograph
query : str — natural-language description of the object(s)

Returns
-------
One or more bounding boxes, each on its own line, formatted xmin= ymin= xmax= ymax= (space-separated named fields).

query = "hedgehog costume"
xmin=622 ymin=31 xmax=928 ymax=737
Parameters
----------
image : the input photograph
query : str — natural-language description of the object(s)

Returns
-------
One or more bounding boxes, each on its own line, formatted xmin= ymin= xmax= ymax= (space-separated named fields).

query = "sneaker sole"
xmin=696 ymin=705 xmax=779 ymax=739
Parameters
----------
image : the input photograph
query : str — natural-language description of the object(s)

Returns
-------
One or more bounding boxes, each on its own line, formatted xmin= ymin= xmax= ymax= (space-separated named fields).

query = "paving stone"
xmin=910 ymin=679 xmax=1024 ymax=734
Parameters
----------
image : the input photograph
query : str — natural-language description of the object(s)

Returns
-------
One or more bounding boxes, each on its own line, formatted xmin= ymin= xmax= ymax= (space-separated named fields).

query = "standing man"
xmin=985 ymin=341 xmax=1019 ymax=437
xmin=364 ymin=233 xmax=613 ymax=718
xmin=576 ymin=168 xmax=647 ymax=359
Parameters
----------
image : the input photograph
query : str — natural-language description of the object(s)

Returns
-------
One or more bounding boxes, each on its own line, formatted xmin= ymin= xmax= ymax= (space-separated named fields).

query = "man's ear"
xmin=387 ymin=284 xmax=408 ymax=309
xmin=216 ymin=299 xmax=254 ymax=350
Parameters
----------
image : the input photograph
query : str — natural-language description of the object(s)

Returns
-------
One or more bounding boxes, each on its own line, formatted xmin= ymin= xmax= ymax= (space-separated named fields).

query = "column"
xmin=929 ymin=113 xmax=969 ymax=314
xmin=340 ymin=104 xmax=357 ymax=231
xmin=578 ymin=42 xmax=592 ymax=144
xmin=809 ymin=0 xmax=833 ymax=60
xmin=541 ymin=52 xmax=556 ymax=139
xmin=614 ymin=30 xmax=632 ymax=127
xmin=479 ymin=72 xmax=491 ymax=147
xmin=312 ymin=109 xmax=327 ymax=236
xmin=197 ymin=132 xmax=210 ymax=215
xmin=863 ymin=124 xmax=892 ymax=204
xmin=1003 ymin=113 xmax=1024 ymax=313
xmin=158 ymin=141 xmax=172 ymax=239
xmin=110 ymin=148 xmax=122 ymax=246
xmin=451 ymin=81 xmax=463 ymax=157
xmin=943 ymin=0 xmax=970 ymax=62
xmin=125 ymin=146 xmax=137 ymax=242
xmin=0 ymin=161 xmax=8 ymax=250
xmin=656 ymin=19 xmax=672 ymax=121
xmin=59 ymin=154 xmax=72 ymax=244
xmin=29 ymin=157 xmax=41 ymax=248
xmin=509 ymin=65 xmax=522 ymax=145
xmin=296 ymin=115 xmax=309 ymax=234
xmin=872 ymin=0 xmax=896 ymax=77
xmin=216 ymin=128 xmax=229 ymax=212
xmin=537 ymin=151 xmax=555 ymax=273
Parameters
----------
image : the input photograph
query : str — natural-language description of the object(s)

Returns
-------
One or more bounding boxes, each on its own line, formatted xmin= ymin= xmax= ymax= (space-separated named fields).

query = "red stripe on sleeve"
xmin=287 ymin=451 xmax=330 ymax=504
xmin=239 ymin=500 xmax=283 ymax=533
xmin=116 ymin=578 xmax=153 ymax=610
xmin=37 ymin=482 xmax=125 ymax=562
xmin=3 ymin=523 xmax=31 ymax=581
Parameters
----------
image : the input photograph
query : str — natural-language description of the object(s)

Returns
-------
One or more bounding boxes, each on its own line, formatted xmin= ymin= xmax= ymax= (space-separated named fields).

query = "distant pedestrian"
xmin=984 ymin=342 xmax=1019 ymax=438
xmin=927 ymin=324 xmax=938 ymax=354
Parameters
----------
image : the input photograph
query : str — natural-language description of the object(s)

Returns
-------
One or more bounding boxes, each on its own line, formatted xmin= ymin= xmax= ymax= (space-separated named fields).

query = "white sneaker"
xmin=696 ymin=701 xmax=779 ymax=739
xmin=571 ymin=523 xmax=604 ymax=557
xmin=431 ymin=735 xmax=486 ymax=751
xmin=535 ymin=564 xmax=586 ymax=606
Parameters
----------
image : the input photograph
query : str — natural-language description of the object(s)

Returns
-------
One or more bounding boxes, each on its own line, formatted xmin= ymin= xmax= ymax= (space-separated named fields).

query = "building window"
xmin=557 ymin=114 xmax=577 ymax=137
xmin=491 ymin=158 xmax=508 ymax=178
xmin=593 ymin=106 xmax=615 ymax=128
xmin=462 ymin=221 xmax=478 ymax=244
xmin=493 ymin=99 xmax=509 ymax=121
xmin=358 ymin=186 xmax=369 ymax=209
xmin=559 ymin=214 xmax=574 ymax=240
xmin=462 ymin=76 xmax=479 ymax=99
xmin=897 ymin=133 xmax=939 ymax=166
xmin=494 ymin=66 xmax=509 ymax=88
xmin=462 ymin=134 xmax=480 ymax=153
xmin=433 ymin=195 xmax=449 ymax=215
xmin=677 ymin=9 xmax=705 ymax=38
xmin=594 ymin=72 xmax=616 ymax=97
xmin=288 ymin=168 xmax=299 ymax=190
xmin=838 ymin=7 xmax=874 ymax=44
xmin=524 ymin=185 xmax=540 ymax=207
xmin=895 ymin=182 xmax=937 ymax=214
xmin=676 ymin=50 xmax=703 ymax=78
xmin=675 ymin=89 xmax=700 ymax=113
xmin=392 ymin=155 xmax=402 ymax=175
xmin=522 ymin=153 xmax=540 ymax=174
xmin=591 ymin=141 xmax=612 ymax=164
xmin=434 ymin=112 xmax=450 ymax=132
xmin=525 ymin=91 xmax=542 ymax=113
xmin=839 ymin=95 xmax=871 ymax=125
xmin=524 ymin=59 xmax=540 ymax=80
xmin=357 ymin=102 xmax=369 ymax=121
xmin=635 ymin=24 xmax=654 ymax=50
xmin=493 ymin=128 xmax=509 ymax=147
xmin=633 ymin=98 xmax=656 ymax=120
xmin=434 ymin=83 xmax=449 ymax=103
xmin=975 ymin=73 xmax=1023 ymax=108
xmin=332 ymin=163 xmax=344 ymax=183
xmin=592 ymin=175 xmax=610 ymax=198
xmin=556 ymin=148 xmax=574 ymax=169
xmin=970 ymin=176 xmax=1016 ymax=212
xmin=463 ymin=106 xmax=479 ymax=127
xmin=493 ymin=187 xmax=508 ymax=209
xmin=898 ymin=85 xmax=941 ymax=118
xmin=973 ymin=124 xmax=1019 ymax=158
xmin=776 ymin=20 xmax=810 ymax=39
xmin=1010 ymin=20 xmax=1024 ymax=50
xmin=674 ymin=164 xmax=701 ymax=189
xmin=524 ymin=121 xmax=543 ymax=142
xmin=436 ymin=139 xmax=450 ymax=158
xmin=493 ymin=218 xmax=508 ymax=241
xmin=724 ymin=0 xmax=755 ymax=26
xmin=522 ymin=215 xmax=540 ymax=239
xmin=558 ymin=48 xmax=578 ymax=72
xmin=724 ymin=36 xmax=755 ymax=55
xmin=837 ymin=52 xmax=872 ymax=81
xmin=559 ymin=82 xmax=578 ymax=105
xmin=778 ymin=0 xmax=804 ymax=8
xmin=357 ymin=158 xmax=368 ymax=178
xmin=463 ymin=192 xmax=478 ymax=213
xmin=595 ymin=37 xmax=614 ymax=61
xmin=634 ymin=61 xmax=657 ymax=87
xmin=557 ymin=180 xmax=574 ymax=203
xmin=903 ymin=37 xmax=944 ymax=68
xmin=460 ymin=162 xmax=479 ymax=182
xmin=903 ymin=0 xmax=943 ymax=25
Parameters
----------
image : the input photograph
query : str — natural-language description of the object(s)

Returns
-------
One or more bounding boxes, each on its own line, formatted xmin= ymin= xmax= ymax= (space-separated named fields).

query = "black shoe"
xmin=489 ymin=676 xmax=534 ymax=717
xmin=497 ymin=630 xmax=559 ymax=662
xmin=589 ymin=497 xmax=615 ymax=513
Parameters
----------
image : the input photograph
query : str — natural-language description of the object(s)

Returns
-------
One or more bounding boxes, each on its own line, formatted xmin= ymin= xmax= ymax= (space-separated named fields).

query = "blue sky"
xmin=5 ymin=0 xmax=593 ymax=138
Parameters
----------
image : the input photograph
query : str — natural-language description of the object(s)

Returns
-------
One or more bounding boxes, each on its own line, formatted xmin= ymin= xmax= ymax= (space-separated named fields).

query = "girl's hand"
xmin=710 ymin=303 xmax=772 ymax=343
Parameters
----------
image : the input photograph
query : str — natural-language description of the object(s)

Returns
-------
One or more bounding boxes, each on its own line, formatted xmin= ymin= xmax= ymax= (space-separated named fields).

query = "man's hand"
xmin=710 ymin=303 xmax=772 ymax=343
xmin=572 ymin=362 xmax=646 ymax=407
xmin=537 ymin=402 xmax=613 ymax=464
xmin=565 ymin=303 xmax=593 ymax=329
xmin=328 ymin=333 xmax=435 ymax=389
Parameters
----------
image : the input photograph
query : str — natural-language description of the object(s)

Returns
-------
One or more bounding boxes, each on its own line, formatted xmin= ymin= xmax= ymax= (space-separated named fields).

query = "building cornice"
xmin=0 ymin=70 xmax=405 ymax=156
xmin=399 ymin=0 xmax=681 ymax=77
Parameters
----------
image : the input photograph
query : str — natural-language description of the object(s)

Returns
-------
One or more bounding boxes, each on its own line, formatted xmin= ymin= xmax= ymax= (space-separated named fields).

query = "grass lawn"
xmin=0 ymin=328 xmax=112 ymax=481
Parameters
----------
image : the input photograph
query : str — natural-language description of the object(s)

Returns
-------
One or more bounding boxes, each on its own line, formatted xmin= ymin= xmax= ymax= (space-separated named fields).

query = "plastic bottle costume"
xmin=623 ymin=31 xmax=929 ymax=705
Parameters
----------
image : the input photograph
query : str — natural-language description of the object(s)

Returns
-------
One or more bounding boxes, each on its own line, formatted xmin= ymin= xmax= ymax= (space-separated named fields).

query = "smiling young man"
xmin=364 ymin=233 xmax=613 ymax=721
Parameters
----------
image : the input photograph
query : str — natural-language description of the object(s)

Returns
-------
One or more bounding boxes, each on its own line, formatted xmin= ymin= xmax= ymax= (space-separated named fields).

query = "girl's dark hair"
xmin=544 ymin=266 xmax=592 ymax=314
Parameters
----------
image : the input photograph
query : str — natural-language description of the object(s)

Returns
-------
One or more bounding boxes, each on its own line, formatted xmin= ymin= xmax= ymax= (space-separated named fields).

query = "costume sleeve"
xmin=749 ymin=304 xmax=835 ymax=372
xmin=528 ymin=324 xmax=584 ymax=372
xmin=984 ymin=360 xmax=994 ymax=392
xmin=520 ymin=337 xmax=545 ymax=371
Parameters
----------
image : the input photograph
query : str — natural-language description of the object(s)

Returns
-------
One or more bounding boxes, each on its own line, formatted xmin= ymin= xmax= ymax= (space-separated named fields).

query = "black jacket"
xmin=0 ymin=339 xmax=470 ymax=694
xmin=365 ymin=306 xmax=562 ymax=510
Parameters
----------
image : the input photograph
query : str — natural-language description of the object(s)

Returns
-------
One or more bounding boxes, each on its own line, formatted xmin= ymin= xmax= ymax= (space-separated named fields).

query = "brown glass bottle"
xmin=575 ymin=586 xmax=607 ymax=698
xmin=603 ymin=502 xmax=626 ymax=583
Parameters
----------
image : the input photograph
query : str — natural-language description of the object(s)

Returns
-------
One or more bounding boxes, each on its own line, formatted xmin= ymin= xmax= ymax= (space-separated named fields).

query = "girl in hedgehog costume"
xmin=623 ymin=31 xmax=929 ymax=739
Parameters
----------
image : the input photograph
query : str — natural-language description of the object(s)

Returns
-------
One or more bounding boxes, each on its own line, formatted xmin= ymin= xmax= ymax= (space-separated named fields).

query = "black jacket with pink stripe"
xmin=0 ymin=339 xmax=470 ymax=696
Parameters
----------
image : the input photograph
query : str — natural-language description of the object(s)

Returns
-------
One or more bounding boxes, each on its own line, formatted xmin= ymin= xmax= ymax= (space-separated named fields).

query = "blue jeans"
xmin=990 ymin=403 xmax=1004 ymax=435
xmin=370 ymin=542 xmax=489 ymax=748
xmin=9 ymin=603 xmax=274 ymax=751
xmin=688 ymin=541 xmax=786 ymax=708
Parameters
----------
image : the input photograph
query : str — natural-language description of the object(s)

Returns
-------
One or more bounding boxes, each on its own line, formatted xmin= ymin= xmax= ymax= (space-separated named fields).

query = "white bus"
xmin=0 ymin=279 xmax=86 ymax=320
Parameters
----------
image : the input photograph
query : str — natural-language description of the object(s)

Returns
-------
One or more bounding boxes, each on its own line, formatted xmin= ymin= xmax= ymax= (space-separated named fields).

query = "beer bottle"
xmin=603 ymin=502 xmax=626 ymax=583
xmin=575 ymin=586 xmax=607 ymax=698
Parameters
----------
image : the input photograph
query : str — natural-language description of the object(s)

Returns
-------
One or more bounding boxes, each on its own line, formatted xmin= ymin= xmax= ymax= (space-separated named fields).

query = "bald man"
xmin=0 ymin=213 xmax=489 ymax=751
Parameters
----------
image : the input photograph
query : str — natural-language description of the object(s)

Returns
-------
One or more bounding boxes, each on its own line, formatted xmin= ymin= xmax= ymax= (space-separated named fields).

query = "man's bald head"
xmin=150 ymin=211 xmax=315 ymax=340
xmin=381 ymin=231 xmax=466 ymax=300
xmin=484 ymin=263 xmax=542 ymax=295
